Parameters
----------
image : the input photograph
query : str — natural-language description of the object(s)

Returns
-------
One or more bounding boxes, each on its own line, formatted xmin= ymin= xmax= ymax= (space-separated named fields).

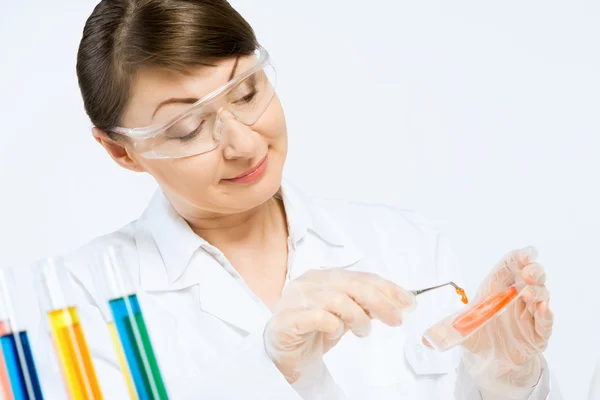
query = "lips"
xmin=223 ymin=155 xmax=268 ymax=184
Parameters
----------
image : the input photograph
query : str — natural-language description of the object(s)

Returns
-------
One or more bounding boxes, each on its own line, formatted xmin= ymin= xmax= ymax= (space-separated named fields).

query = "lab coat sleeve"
xmin=456 ymin=354 xmax=560 ymax=400
xmin=434 ymin=235 xmax=559 ymax=400
xmin=589 ymin=357 xmax=600 ymax=400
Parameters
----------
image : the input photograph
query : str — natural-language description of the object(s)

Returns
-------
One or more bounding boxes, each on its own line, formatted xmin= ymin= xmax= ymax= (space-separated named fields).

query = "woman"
xmin=41 ymin=0 xmax=555 ymax=398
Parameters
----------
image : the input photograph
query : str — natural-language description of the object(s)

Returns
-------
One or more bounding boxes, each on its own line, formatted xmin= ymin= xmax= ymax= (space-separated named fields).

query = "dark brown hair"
xmin=76 ymin=0 xmax=258 ymax=136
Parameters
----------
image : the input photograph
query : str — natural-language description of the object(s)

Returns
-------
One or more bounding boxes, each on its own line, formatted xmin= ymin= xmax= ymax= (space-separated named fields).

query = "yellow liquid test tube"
xmin=108 ymin=323 xmax=136 ymax=399
xmin=36 ymin=257 xmax=104 ymax=400
xmin=48 ymin=307 xmax=102 ymax=400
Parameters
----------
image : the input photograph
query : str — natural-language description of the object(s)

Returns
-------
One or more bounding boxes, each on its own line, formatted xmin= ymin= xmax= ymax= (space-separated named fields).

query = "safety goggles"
xmin=110 ymin=47 xmax=276 ymax=159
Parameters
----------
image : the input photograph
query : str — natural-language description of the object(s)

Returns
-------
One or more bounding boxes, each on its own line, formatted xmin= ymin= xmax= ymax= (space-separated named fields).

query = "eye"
xmin=171 ymin=120 xmax=205 ymax=142
xmin=232 ymin=89 xmax=258 ymax=105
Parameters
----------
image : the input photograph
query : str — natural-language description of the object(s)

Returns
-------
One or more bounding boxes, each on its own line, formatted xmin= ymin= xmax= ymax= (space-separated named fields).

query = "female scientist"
xmin=46 ymin=0 xmax=556 ymax=398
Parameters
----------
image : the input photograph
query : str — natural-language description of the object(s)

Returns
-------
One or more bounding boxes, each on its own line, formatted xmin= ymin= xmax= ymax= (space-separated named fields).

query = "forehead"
xmin=121 ymin=55 xmax=256 ymax=128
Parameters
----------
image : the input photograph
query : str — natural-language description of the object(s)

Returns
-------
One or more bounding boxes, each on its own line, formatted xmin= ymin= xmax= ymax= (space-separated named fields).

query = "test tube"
xmin=423 ymin=281 xmax=527 ymax=352
xmin=35 ymin=258 xmax=103 ymax=400
xmin=0 ymin=268 xmax=44 ymax=400
xmin=107 ymin=321 xmax=137 ymax=400
xmin=0 ymin=287 xmax=15 ymax=400
xmin=93 ymin=246 xmax=168 ymax=400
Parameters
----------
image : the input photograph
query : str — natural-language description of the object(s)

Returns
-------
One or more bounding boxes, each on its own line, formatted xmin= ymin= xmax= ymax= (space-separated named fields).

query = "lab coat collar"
xmin=278 ymin=179 xmax=351 ymax=248
xmin=136 ymin=182 xmax=362 ymax=333
xmin=138 ymin=180 xmax=361 ymax=289
xmin=141 ymin=190 xmax=207 ymax=285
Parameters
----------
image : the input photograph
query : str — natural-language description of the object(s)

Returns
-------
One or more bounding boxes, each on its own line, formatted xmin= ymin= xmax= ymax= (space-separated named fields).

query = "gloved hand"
xmin=461 ymin=247 xmax=554 ymax=397
xmin=264 ymin=268 xmax=415 ymax=383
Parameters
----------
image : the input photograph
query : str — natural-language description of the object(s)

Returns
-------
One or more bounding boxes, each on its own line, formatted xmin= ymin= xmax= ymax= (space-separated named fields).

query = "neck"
xmin=166 ymin=192 xmax=290 ymax=310
xmin=167 ymin=195 xmax=287 ymax=250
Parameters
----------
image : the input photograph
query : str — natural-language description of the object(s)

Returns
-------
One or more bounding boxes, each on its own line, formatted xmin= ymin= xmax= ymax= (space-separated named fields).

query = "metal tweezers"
xmin=410 ymin=281 xmax=462 ymax=296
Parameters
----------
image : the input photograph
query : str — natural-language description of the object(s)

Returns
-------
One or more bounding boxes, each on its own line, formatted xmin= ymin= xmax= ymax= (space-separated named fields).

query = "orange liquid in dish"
xmin=452 ymin=286 xmax=518 ymax=336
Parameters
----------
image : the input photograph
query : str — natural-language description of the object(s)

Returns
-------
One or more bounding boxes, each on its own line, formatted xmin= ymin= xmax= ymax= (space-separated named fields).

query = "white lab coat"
xmin=34 ymin=181 xmax=556 ymax=399
xmin=589 ymin=359 xmax=600 ymax=399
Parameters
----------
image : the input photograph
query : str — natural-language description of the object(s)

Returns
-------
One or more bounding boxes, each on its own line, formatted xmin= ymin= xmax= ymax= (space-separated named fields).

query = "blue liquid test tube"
xmin=93 ymin=246 xmax=169 ymax=400
xmin=0 ymin=268 xmax=45 ymax=400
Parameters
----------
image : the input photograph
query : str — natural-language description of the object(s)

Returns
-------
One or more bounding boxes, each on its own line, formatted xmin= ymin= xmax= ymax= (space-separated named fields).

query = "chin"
xmin=224 ymin=159 xmax=284 ymax=212
xmin=247 ymin=168 xmax=283 ymax=207
xmin=213 ymin=147 xmax=285 ymax=213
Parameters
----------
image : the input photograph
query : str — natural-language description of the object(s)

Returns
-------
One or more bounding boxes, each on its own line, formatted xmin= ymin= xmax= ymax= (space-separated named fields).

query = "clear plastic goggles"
xmin=111 ymin=47 xmax=276 ymax=159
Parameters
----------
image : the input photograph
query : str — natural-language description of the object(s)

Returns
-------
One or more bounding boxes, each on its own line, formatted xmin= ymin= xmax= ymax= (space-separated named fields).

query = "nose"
xmin=216 ymin=109 xmax=259 ymax=160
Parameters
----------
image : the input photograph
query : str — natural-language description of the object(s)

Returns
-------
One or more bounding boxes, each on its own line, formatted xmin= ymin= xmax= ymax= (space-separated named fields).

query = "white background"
xmin=1 ymin=0 xmax=599 ymax=398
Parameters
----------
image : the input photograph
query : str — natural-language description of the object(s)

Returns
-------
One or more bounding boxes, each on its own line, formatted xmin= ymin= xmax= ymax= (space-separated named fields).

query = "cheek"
xmin=255 ymin=95 xmax=287 ymax=144
xmin=141 ymin=154 xmax=220 ymax=194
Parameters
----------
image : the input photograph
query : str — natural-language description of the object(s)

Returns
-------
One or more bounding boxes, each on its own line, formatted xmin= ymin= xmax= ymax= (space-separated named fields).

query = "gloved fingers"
xmin=494 ymin=247 xmax=538 ymax=280
xmin=335 ymin=272 xmax=414 ymax=326
xmin=521 ymin=263 xmax=547 ymax=286
xmin=534 ymin=301 xmax=553 ymax=341
xmin=303 ymin=269 xmax=415 ymax=310
xmin=346 ymin=282 xmax=410 ymax=326
xmin=311 ymin=308 xmax=346 ymax=340
xmin=357 ymin=271 xmax=416 ymax=311
xmin=316 ymin=290 xmax=374 ymax=337
xmin=477 ymin=247 xmax=539 ymax=298
xmin=486 ymin=266 xmax=515 ymax=292
xmin=278 ymin=282 xmax=313 ymax=309
xmin=513 ymin=285 xmax=549 ymax=322
xmin=272 ymin=307 xmax=345 ymax=341
xmin=478 ymin=265 xmax=516 ymax=297
xmin=518 ymin=301 xmax=553 ymax=351
xmin=513 ymin=296 xmax=552 ymax=349
xmin=509 ymin=246 xmax=539 ymax=268
xmin=521 ymin=285 xmax=550 ymax=309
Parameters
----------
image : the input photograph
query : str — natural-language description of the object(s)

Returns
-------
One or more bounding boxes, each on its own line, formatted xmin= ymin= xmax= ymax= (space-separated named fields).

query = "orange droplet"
xmin=455 ymin=287 xmax=469 ymax=304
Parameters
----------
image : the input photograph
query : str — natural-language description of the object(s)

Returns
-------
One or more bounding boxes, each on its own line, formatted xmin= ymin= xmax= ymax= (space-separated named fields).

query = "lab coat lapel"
xmin=284 ymin=189 xmax=364 ymax=279
xmin=289 ymin=237 xmax=363 ymax=280
xmin=195 ymin=254 xmax=270 ymax=334
xmin=134 ymin=182 xmax=364 ymax=335
xmin=135 ymin=223 xmax=268 ymax=334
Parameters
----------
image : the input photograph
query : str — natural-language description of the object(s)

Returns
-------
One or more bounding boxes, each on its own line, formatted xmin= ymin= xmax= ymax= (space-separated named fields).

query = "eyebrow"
xmin=151 ymin=57 xmax=241 ymax=119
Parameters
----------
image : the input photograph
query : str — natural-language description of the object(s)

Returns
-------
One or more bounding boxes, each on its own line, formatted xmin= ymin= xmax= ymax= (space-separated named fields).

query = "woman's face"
xmin=113 ymin=55 xmax=288 ymax=216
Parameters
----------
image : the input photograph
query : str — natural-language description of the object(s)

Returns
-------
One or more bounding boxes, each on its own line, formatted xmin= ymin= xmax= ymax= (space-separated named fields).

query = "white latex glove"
xmin=264 ymin=268 xmax=415 ymax=383
xmin=462 ymin=247 xmax=554 ymax=398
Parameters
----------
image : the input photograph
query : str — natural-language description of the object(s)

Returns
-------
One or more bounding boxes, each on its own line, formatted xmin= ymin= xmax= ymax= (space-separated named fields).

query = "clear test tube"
xmin=93 ymin=246 xmax=168 ymax=400
xmin=0 ymin=268 xmax=45 ymax=400
xmin=35 ymin=257 xmax=103 ymax=400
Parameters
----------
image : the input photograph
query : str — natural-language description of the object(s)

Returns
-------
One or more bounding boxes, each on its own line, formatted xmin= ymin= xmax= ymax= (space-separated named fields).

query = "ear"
xmin=92 ymin=127 xmax=145 ymax=173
